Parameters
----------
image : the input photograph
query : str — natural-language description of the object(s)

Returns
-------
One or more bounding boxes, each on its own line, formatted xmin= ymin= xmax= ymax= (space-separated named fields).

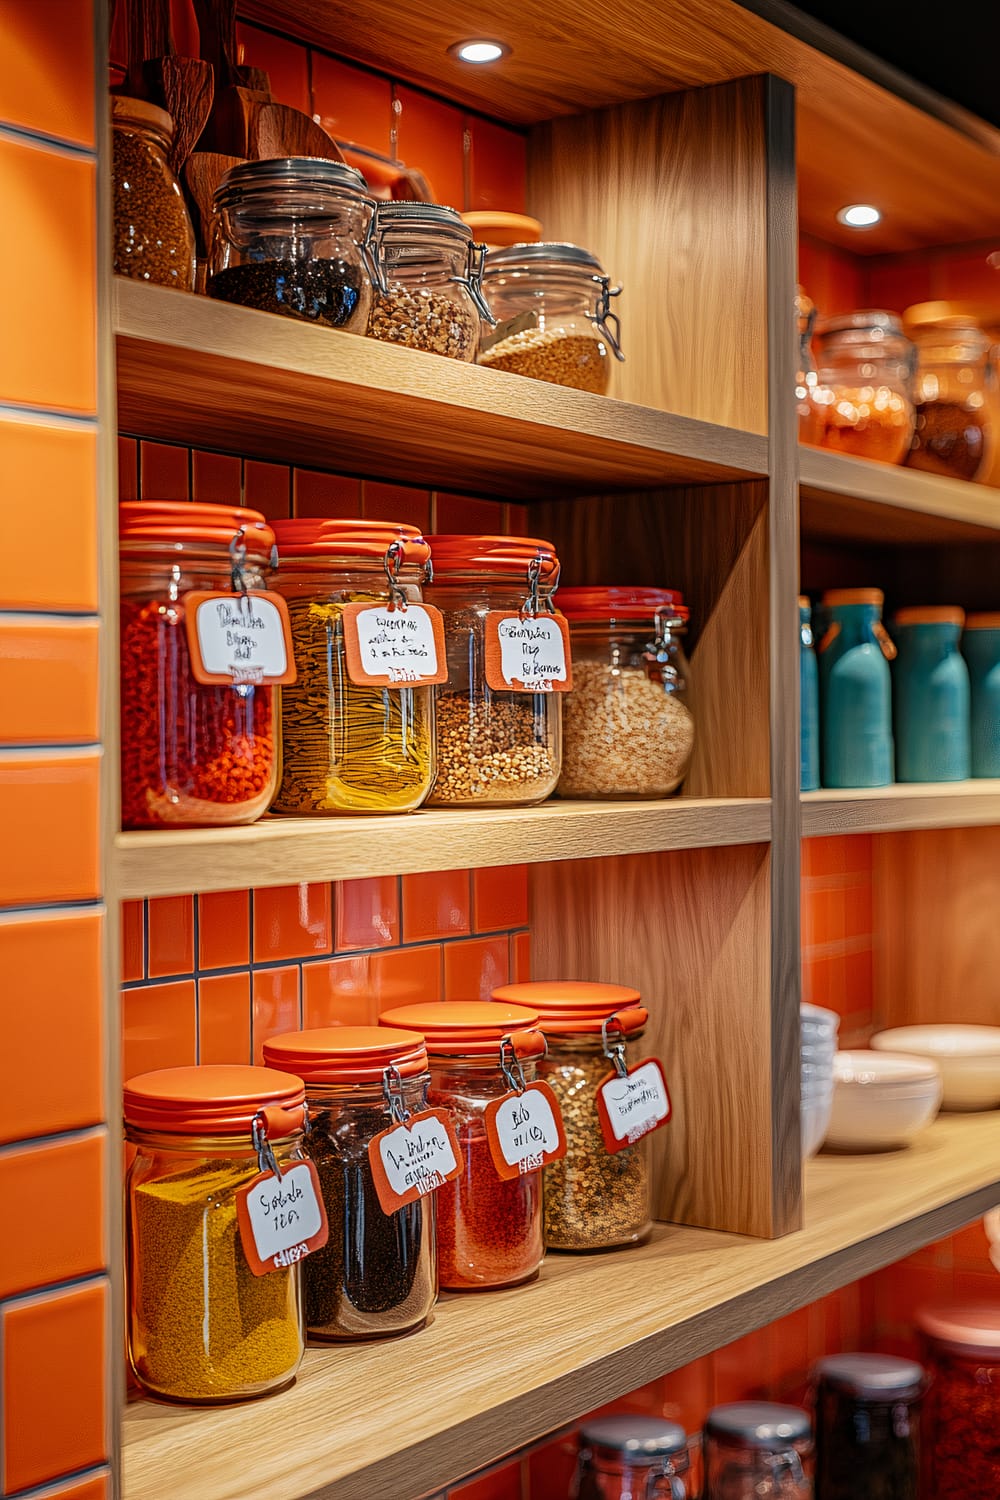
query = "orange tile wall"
xmin=799 ymin=233 xmax=1000 ymax=324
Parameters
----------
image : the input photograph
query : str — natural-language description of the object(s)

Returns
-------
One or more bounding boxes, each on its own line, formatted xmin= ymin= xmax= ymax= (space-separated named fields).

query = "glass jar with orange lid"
xmin=904 ymin=318 xmax=994 ymax=481
xmin=494 ymin=981 xmax=655 ymax=1251
xmin=380 ymin=1001 xmax=547 ymax=1290
xmin=124 ymin=1065 xmax=309 ymax=1404
xmin=119 ymin=501 xmax=282 ymax=828
xmin=917 ymin=1300 xmax=1000 ymax=1498
xmin=812 ymin=312 xmax=916 ymax=464
xmin=262 ymin=1026 xmax=437 ymax=1341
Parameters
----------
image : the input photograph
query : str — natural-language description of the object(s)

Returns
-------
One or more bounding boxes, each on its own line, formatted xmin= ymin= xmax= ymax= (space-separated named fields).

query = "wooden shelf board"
xmin=114 ymin=280 xmax=767 ymax=499
xmin=114 ymin=797 xmax=771 ymax=899
xmin=803 ymin=781 xmax=1000 ymax=836
xmin=122 ymin=1112 xmax=1000 ymax=1500
xmin=800 ymin=446 xmax=1000 ymax=545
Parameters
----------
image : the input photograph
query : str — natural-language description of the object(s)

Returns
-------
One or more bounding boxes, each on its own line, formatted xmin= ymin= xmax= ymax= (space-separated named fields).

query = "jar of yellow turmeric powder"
xmin=270 ymin=519 xmax=437 ymax=813
xmin=124 ymin=1065 xmax=308 ymax=1404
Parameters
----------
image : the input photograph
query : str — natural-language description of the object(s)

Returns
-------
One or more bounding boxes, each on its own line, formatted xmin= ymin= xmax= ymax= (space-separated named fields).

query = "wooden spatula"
xmin=250 ymin=103 xmax=345 ymax=162
xmin=146 ymin=55 xmax=214 ymax=176
xmin=184 ymin=151 xmax=244 ymax=256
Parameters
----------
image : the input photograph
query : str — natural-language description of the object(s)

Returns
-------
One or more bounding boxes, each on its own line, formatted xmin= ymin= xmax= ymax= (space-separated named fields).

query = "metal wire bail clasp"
xmin=383 ymin=538 xmax=409 ymax=611
xmin=644 ymin=609 xmax=686 ymax=693
xmin=251 ymin=1109 xmax=283 ymax=1180
xmin=593 ymin=274 xmax=625 ymax=362
xmin=229 ymin=527 xmax=253 ymax=615
xmin=382 ymin=1063 xmax=411 ymax=1125
xmin=461 ymin=241 xmax=496 ymax=325
xmin=519 ymin=550 xmax=559 ymax=621
xmin=499 ymin=1035 xmax=528 ymax=1095
xmin=601 ymin=1013 xmax=629 ymax=1078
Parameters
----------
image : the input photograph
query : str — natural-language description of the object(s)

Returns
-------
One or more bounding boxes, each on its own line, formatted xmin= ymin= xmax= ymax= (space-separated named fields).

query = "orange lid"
xmin=262 ymin=1026 xmax=428 ymax=1083
xmin=425 ymin=535 xmax=559 ymax=582
xmin=822 ymin=588 xmax=884 ymax=608
xmin=894 ymin=606 xmax=965 ymax=627
xmin=798 ymin=595 xmax=811 ymax=610
xmin=271 ymin=517 xmax=430 ymax=568
xmin=916 ymin=1300 xmax=1000 ymax=1356
xmin=461 ymin=210 xmax=543 ymax=247
xmin=119 ymin=500 xmax=275 ymax=562
xmin=965 ymin=613 xmax=1000 ymax=629
xmin=379 ymin=1001 xmax=544 ymax=1058
xmin=492 ymin=981 xmax=647 ymax=1035
xmin=557 ymin=586 xmax=688 ymax=623
xmin=123 ymin=1064 xmax=305 ymax=1136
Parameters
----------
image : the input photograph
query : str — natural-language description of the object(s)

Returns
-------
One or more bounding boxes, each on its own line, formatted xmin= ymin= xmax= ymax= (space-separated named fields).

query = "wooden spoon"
xmin=250 ymin=103 xmax=345 ymax=162
xmin=146 ymin=55 xmax=214 ymax=176
xmin=184 ymin=150 xmax=243 ymax=256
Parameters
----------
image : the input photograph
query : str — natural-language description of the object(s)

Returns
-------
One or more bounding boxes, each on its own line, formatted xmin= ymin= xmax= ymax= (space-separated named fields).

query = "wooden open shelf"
xmin=800 ymin=446 xmax=1000 ymax=545
xmin=114 ymin=797 xmax=771 ymax=900
xmin=122 ymin=1112 xmax=1000 ymax=1500
xmin=803 ymin=781 xmax=1000 ymax=837
xmin=114 ymin=279 xmax=767 ymax=500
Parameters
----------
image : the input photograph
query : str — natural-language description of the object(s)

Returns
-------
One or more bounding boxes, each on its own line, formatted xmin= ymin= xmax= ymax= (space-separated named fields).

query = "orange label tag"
xmin=368 ymin=1108 xmax=462 ymax=1215
xmin=184 ymin=590 xmax=297 ymax=687
xmin=341 ymin=602 xmax=448 ymax=687
xmin=596 ymin=1058 xmax=672 ymax=1154
xmin=484 ymin=1080 xmax=567 ymax=1181
xmin=484 ymin=611 xmax=573 ymax=693
xmin=235 ymin=1160 xmax=329 ymax=1276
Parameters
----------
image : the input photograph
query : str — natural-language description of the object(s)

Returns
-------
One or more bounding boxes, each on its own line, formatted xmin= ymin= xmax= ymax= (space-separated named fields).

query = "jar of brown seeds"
xmin=367 ymin=202 xmax=493 ymax=361
xmin=111 ymin=97 xmax=195 ymax=290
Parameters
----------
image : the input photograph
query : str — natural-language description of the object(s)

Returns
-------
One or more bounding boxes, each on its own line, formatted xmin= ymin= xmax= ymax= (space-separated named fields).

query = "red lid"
xmin=916 ymin=1301 xmax=1000 ymax=1356
xmin=379 ymin=1001 xmax=544 ymax=1058
xmin=119 ymin=501 xmax=276 ymax=562
xmin=271 ymin=517 xmax=431 ymax=567
xmin=123 ymin=1064 xmax=305 ymax=1136
xmin=492 ymin=981 xmax=647 ymax=1035
xmin=425 ymin=535 xmax=559 ymax=582
xmin=557 ymin=586 xmax=688 ymax=623
xmin=894 ymin=606 xmax=965 ymax=628
xmin=262 ymin=1026 xmax=428 ymax=1083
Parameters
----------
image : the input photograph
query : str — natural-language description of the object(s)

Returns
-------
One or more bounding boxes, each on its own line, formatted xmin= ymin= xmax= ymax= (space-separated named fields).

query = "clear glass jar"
xmin=575 ymin=1417 xmax=692 ymax=1499
xmin=812 ymin=1353 xmax=925 ymax=1500
xmin=208 ymin=158 xmax=376 ymax=332
xmin=119 ymin=501 xmax=279 ymax=828
xmin=917 ymin=1300 xmax=1000 ymax=1499
xmin=905 ymin=321 xmax=994 ymax=481
xmin=262 ymin=1027 xmax=437 ymax=1341
xmin=270 ymin=520 xmax=436 ymax=814
xmin=812 ymin=311 xmax=916 ymax=464
xmin=703 ymin=1405 xmax=813 ymax=1500
xmin=495 ymin=981 xmax=653 ymax=1251
xmin=423 ymin=536 xmax=563 ymax=806
xmin=796 ymin=286 xmax=823 ymax=445
xmin=380 ymin=1002 xmax=546 ymax=1290
xmin=367 ymin=201 xmax=493 ymax=361
xmin=112 ymin=96 xmax=196 ymax=289
xmin=478 ymin=242 xmax=624 ymax=393
xmin=124 ymin=1065 xmax=307 ymax=1404
xmin=556 ymin=587 xmax=694 ymax=799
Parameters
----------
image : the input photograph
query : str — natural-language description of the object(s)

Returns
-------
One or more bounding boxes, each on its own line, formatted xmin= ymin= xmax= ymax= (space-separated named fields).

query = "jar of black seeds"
xmin=207 ymin=157 xmax=377 ymax=333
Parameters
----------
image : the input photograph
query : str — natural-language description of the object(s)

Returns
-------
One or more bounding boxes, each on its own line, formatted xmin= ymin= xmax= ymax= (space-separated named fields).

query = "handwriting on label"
xmin=342 ymin=603 xmax=448 ymax=687
xmin=368 ymin=1109 xmax=462 ymax=1214
xmin=236 ymin=1161 xmax=328 ymax=1275
xmin=597 ymin=1059 xmax=672 ymax=1154
xmin=485 ymin=1081 xmax=567 ymax=1180
xmin=185 ymin=590 xmax=296 ymax=686
xmin=497 ymin=616 xmax=568 ymax=687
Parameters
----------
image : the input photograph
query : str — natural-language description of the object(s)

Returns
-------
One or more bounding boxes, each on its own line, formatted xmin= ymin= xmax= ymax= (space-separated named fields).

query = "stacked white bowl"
xmin=801 ymin=1003 xmax=839 ymax=1157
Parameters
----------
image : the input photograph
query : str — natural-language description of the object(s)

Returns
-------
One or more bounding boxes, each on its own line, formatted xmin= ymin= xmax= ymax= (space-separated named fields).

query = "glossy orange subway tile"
xmin=527 ymin=1435 xmax=578 ymax=1500
xmin=1 ymin=1279 xmax=109 ymax=1494
xmin=198 ymin=889 xmax=250 ymax=970
xmin=311 ymin=54 xmax=394 ymax=155
xmin=118 ymin=435 xmax=138 ymax=500
xmin=253 ymin=883 xmax=333 ymax=962
xmin=467 ymin=117 xmax=527 ymax=213
xmin=139 ymin=440 xmax=189 ymax=499
xmin=434 ymin=493 xmax=505 ymax=533
xmin=0 ymin=0 xmax=96 ymax=146
xmin=192 ymin=449 xmax=242 ymax=504
xmin=362 ymin=480 xmax=432 ymax=531
xmin=244 ymin=458 xmax=291 ymax=517
xmin=302 ymin=955 xmax=381 ymax=1029
xmin=235 ymin=22 xmax=310 ymax=114
xmin=335 ymin=875 xmax=399 ymax=951
xmin=769 ymin=1307 xmax=812 ymax=1397
xmin=122 ymin=980 xmax=197 ymax=1081
xmin=953 ymin=1268 xmax=1000 ymax=1302
xmin=659 ymin=1353 xmax=714 ymax=1435
xmin=443 ymin=935 xmax=509 ymax=1000
xmin=40 ymin=1473 xmax=112 ymax=1500
xmin=252 ymin=965 xmax=301 ymax=1061
xmin=0 ymin=617 xmax=99 ymax=745
xmin=121 ymin=899 xmax=144 ymax=983
xmin=0 ymin=419 xmax=98 ymax=612
xmin=950 ymin=1219 xmax=992 ymax=1268
xmin=292 ymin=468 xmax=362 ymax=519
xmin=364 ymin=943 xmax=444 ymax=1014
xmin=447 ymin=1461 xmax=523 ymax=1500
xmin=0 ymin=1131 xmax=106 ymax=1299
xmin=0 ymin=749 xmax=100 ymax=906
xmin=472 ymin=865 xmax=529 ymax=932
xmin=393 ymin=86 xmax=466 ymax=209
xmin=510 ymin=930 xmax=532 ymax=983
xmin=402 ymin=870 xmax=471 ymax=943
xmin=713 ymin=1325 xmax=774 ymax=1404
xmin=503 ymin=504 xmax=531 ymax=537
xmin=147 ymin=894 xmax=194 ymax=978
xmin=199 ymin=972 xmax=252 ymax=1065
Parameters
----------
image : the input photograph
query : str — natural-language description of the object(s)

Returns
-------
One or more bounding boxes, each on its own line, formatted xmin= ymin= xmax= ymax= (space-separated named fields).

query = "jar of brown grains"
xmin=812 ymin=311 xmax=916 ymax=464
xmin=477 ymin=242 xmax=624 ymax=393
xmin=903 ymin=317 xmax=994 ymax=482
xmin=111 ymin=96 xmax=195 ymax=289
xmin=557 ymin=586 xmax=694 ymax=799
xmin=422 ymin=535 xmax=565 ymax=806
xmin=493 ymin=981 xmax=654 ymax=1252
xmin=367 ymin=202 xmax=494 ymax=361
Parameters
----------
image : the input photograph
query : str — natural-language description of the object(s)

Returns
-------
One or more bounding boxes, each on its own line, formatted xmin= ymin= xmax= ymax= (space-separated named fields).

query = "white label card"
xmin=599 ymin=1060 xmax=672 ymax=1145
xmin=194 ymin=594 xmax=290 ymax=682
xmin=496 ymin=615 xmax=569 ymax=689
xmin=378 ymin=1114 xmax=459 ymax=1198
xmin=493 ymin=1089 xmax=561 ymax=1170
xmin=241 ymin=1163 xmax=325 ymax=1269
xmin=354 ymin=606 xmax=439 ymax=681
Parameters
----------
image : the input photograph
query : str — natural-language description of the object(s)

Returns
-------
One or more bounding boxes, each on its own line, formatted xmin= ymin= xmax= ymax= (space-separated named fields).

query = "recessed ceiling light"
xmin=837 ymin=204 xmax=881 ymax=228
xmin=449 ymin=40 xmax=509 ymax=63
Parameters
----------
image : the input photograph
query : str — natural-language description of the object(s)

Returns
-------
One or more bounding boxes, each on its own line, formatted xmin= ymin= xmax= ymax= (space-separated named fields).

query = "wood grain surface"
xmin=800 ymin=446 xmax=1000 ymax=546
xmin=121 ymin=1113 xmax=1000 ymax=1500
xmin=804 ymin=783 xmax=1000 ymax=838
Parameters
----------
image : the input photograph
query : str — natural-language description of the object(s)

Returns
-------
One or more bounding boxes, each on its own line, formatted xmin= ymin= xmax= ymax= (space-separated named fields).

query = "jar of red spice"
xmin=379 ymin=1001 xmax=547 ymax=1290
xmin=917 ymin=1300 xmax=1000 ymax=1499
xmin=119 ymin=501 xmax=281 ymax=827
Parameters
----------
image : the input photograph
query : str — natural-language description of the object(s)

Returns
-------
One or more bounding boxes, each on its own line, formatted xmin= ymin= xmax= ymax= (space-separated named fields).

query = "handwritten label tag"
xmin=484 ymin=611 xmax=573 ymax=693
xmin=596 ymin=1059 xmax=672 ymax=1154
xmin=484 ymin=1081 xmax=567 ymax=1180
xmin=235 ymin=1160 xmax=329 ymax=1276
xmin=341 ymin=603 xmax=448 ymax=687
xmin=184 ymin=590 xmax=296 ymax=687
xmin=368 ymin=1108 xmax=462 ymax=1215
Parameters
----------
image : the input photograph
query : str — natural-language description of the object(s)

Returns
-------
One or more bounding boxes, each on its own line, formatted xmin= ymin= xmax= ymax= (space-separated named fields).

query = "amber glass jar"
xmin=119 ymin=501 xmax=280 ymax=828
xmin=576 ymin=1416 xmax=692 ymax=1499
xmin=812 ymin=312 xmax=916 ymax=463
xmin=124 ymin=1065 xmax=307 ymax=1404
xmin=270 ymin=519 xmax=435 ymax=814
xmin=703 ymin=1404 xmax=813 ymax=1499
xmin=423 ymin=536 xmax=564 ymax=806
xmin=112 ymin=96 xmax=196 ymax=289
xmin=380 ymin=1002 xmax=546 ymax=1290
xmin=495 ymin=981 xmax=654 ymax=1251
xmin=263 ymin=1027 xmax=437 ymax=1341
xmin=813 ymin=1353 xmax=924 ymax=1500
xmin=368 ymin=201 xmax=492 ymax=360
xmin=905 ymin=320 xmax=994 ymax=481
xmin=917 ymin=1300 xmax=1000 ymax=1499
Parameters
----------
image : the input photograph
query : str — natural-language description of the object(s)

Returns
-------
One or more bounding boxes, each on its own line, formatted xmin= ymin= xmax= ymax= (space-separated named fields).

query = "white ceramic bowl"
xmin=801 ymin=1003 xmax=840 ymax=1036
xmin=871 ymin=1025 xmax=1000 ymax=1111
xmin=823 ymin=1050 xmax=943 ymax=1151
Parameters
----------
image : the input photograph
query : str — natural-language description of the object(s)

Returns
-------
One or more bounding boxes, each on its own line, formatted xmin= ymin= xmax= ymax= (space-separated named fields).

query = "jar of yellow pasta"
xmin=270 ymin=520 xmax=436 ymax=813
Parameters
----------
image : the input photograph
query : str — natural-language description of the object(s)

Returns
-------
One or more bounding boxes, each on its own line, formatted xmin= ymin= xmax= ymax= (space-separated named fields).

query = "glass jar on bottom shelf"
xmin=703 ymin=1404 xmax=813 ymax=1499
xmin=262 ymin=1027 xmax=437 ymax=1341
xmin=576 ymin=1416 xmax=692 ymax=1499
xmin=812 ymin=1352 xmax=925 ymax=1500
xmin=917 ymin=1300 xmax=1000 ymax=1499
xmin=124 ymin=1065 xmax=308 ymax=1404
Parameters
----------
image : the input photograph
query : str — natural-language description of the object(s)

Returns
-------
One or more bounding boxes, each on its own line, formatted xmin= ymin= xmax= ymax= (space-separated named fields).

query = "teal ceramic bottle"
xmin=962 ymin=613 xmax=1000 ymax=778
xmin=800 ymin=595 xmax=820 ymax=791
xmin=892 ymin=607 xmax=970 ymax=783
xmin=818 ymin=589 xmax=895 ymax=788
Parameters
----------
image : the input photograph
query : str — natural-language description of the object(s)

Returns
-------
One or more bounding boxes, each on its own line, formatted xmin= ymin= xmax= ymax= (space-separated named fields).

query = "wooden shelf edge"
xmin=799 ymin=446 xmax=1000 ymax=544
xmin=113 ymin=797 xmax=772 ymax=898
xmin=122 ymin=1114 xmax=1000 ymax=1500
xmin=802 ymin=781 xmax=1000 ymax=836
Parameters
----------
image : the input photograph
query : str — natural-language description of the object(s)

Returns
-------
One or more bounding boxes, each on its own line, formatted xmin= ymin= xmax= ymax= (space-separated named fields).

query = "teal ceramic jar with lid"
xmin=892 ymin=607 xmax=970 ymax=783
xmin=800 ymin=595 xmax=820 ymax=791
xmin=818 ymin=589 xmax=895 ymax=788
xmin=962 ymin=613 xmax=1000 ymax=777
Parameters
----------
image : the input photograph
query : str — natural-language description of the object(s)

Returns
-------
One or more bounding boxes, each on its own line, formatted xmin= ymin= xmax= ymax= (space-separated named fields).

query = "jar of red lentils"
xmin=422 ymin=536 xmax=565 ymax=806
xmin=379 ymin=1001 xmax=546 ymax=1290
xmin=119 ymin=501 xmax=281 ymax=827
xmin=917 ymin=1300 xmax=1000 ymax=1499
xmin=556 ymin=587 xmax=694 ymax=798
xmin=124 ymin=1065 xmax=309 ymax=1404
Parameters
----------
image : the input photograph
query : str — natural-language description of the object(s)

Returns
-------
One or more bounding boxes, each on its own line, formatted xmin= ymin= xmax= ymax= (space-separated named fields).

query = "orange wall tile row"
xmin=801 ymin=835 xmax=874 ymax=1046
xmin=799 ymin=232 xmax=1000 ymax=322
